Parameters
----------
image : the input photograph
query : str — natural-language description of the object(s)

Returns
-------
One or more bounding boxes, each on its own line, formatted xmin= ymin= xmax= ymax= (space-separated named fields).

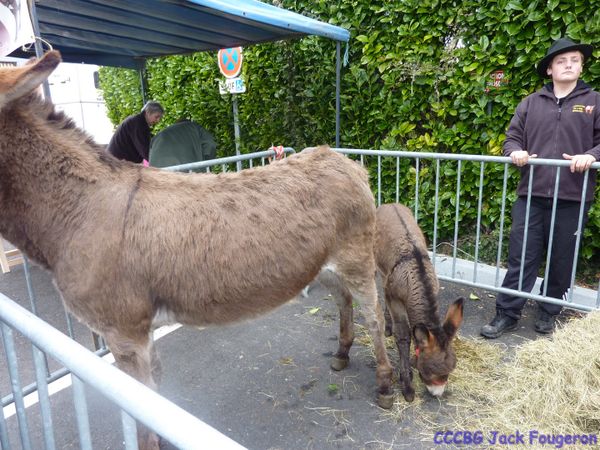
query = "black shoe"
xmin=480 ymin=311 xmax=518 ymax=339
xmin=534 ymin=310 xmax=556 ymax=334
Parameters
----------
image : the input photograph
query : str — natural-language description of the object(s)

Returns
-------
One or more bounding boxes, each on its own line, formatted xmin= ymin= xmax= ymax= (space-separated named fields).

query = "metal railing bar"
xmin=0 ymin=294 xmax=246 ymax=449
xmin=395 ymin=157 xmax=400 ymax=203
xmin=473 ymin=161 xmax=485 ymax=282
xmin=543 ymin=170 xmax=561 ymax=297
xmin=333 ymin=148 xmax=600 ymax=170
xmin=495 ymin=164 xmax=509 ymax=287
xmin=1 ymin=323 xmax=32 ymax=450
xmin=0 ymin=393 xmax=10 ymax=449
xmin=23 ymin=257 xmax=38 ymax=316
xmin=121 ymin=410 xmax=138 ymax=450
xmin=568 ymin=170 xmax=590 ymax=303
xmin=32 ymin=344 xmax=56 ymax=450
xmin=163 ymin=148 xmax=295 ymax=173
xmin=377 ymin=155 xmax=382 ymax=206
xmin=432 ymin=160 xmax=440 ymax=267
xmin=437 ymin=275 xmax=596 ymax=312
xmin=414 ymin=158 xmax=420 ymax=223
xmin=518 ymin=168 xmax=535 ymax=291
xmin=72 ymin=375 xmax=92 ymax=450
xmin=1 ymin=347 xmax=110 ymax=408
xmin=451 ymin=160 xmax=462 ymax=278
xmin=23 ymin=257 xmax=52 ymax=380
xmin=64 ymin=313 xmax=75 ymax=340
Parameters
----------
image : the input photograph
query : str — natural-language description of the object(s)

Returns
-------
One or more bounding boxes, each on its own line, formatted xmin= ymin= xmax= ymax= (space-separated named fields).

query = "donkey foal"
xmin=0 ymin=52 xmax=394 ymax=450
xmin=375 ymin=203 xmax=464 ymax=402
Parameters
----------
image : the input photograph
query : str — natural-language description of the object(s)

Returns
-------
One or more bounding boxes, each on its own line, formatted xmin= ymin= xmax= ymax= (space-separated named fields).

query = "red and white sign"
xmin=486 ymin=70 xmax=508 ymax=92
xmin=217 ymin=47 xmax=243 ymax=79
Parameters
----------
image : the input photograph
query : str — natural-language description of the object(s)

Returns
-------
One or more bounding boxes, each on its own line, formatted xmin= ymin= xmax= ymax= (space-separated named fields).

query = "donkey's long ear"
xmin=442 ymin=297 xmax=464 ymax=340
xmin=413 ymin=324 xmax=438 ymax=351
xmin=0 ymin=51 xmax=61 ymax=111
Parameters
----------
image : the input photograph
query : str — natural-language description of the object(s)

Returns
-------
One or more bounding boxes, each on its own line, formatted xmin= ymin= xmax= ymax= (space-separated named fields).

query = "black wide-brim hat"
xmin=537 ymin=37 xmax=593 ymax=78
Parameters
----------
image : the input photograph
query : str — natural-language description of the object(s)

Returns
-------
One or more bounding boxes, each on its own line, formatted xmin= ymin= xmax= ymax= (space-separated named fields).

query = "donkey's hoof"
xmin=330 ymin=356 xmax=349 ymax=371
xmin=377 ymin=393 xmax=394 ymax=409
xmin=402 ymin=388 xmax=415 ymax=403
xmin=401 ymin=383 xmax=415 ymax=403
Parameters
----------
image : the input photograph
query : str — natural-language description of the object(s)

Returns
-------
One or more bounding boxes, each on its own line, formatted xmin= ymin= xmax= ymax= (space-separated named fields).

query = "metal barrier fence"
xmin=1 ymin=145 xmax=599 ymax=449
xmin=162 ymin=147 xmax=296 ymax=173
xmin=335 ymin=148 xmax=600 ymax=312
xmin=0 ymin=293 xmax=245 ymax=450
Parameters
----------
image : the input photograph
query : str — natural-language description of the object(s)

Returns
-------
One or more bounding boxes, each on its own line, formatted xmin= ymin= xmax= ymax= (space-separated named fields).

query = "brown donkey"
xmin=375 ymin=203 xmax=464 ymax=402
xmin=0 ymin=52 xmax=393 ymax=449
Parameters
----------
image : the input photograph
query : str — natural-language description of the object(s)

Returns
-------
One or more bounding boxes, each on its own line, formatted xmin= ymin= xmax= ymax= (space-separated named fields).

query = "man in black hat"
xmin=481 ymin=38 xmax=599 ymax=338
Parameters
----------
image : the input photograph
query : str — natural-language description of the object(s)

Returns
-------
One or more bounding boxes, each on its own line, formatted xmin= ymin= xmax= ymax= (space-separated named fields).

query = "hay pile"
xmin=449 ymin=312 xmax=600 ymax=439
xmin=355 ymin=312 xmax=600 ymax=447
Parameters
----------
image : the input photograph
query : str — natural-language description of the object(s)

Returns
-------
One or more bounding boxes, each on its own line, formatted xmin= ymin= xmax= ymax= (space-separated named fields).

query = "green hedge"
xmin=99 ymin=0 xmax=600 ymax=263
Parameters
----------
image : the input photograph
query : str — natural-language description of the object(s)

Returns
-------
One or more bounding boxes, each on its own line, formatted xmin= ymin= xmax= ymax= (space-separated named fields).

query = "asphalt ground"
xmin=0 ymin=263 xmax=571 ymax=450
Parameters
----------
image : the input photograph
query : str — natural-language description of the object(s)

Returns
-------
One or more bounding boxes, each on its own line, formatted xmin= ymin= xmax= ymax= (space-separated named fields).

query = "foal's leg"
xmin=105 ymin=330 xmax=160 ymax=450
xmin=377 ymin=273 xmax=393 ymax=337
xmin=385 ymin=287 xmax=415 ymax=402
xmin=316 ymin=267 xmax=354 ymax=371
xmin=384 ymin=305 xmax=393 ymax=337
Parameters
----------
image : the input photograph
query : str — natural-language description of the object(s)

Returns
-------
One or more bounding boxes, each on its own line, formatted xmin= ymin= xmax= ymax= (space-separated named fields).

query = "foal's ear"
xmin=413 ymin=324 xmax=438 ymax=351
xmin=0 ymin=50 xmax=61 ymax=111
xmin=442 ymin=297 xmax=464 ymax=340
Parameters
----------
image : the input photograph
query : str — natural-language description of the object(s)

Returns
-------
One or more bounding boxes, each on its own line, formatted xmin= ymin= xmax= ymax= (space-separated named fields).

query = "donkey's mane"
xmin=14 ymin=91 xmax=123 ymax=171
xmin=386 ymin=204 xmax=443 ymax=334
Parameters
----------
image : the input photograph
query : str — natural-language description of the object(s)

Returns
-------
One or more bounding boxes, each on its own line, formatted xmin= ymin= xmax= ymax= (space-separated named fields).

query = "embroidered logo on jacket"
xmin=572 ymin=104 xmax=595 ymax=114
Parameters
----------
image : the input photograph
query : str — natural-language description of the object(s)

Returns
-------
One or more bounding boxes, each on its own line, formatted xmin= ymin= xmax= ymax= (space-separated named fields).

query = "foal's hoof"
xmin=402 ymin=387 xmax=415 ymax=403
xmin=330 ymin=356 xmax=349 ymax=371
xmin=377 ymin=393 xmax=394 ymax=409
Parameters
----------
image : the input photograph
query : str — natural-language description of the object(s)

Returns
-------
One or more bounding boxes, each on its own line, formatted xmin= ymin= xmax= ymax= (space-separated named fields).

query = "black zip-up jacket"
xmin=106 ymin=112 xmax=151 ymax=163
xmin=503 ymin=80 xmax=600 ymax=202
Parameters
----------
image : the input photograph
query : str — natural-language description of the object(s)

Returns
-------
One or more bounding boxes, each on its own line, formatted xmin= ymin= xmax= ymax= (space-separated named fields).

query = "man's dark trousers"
xmin=496 ymin=196 xmax=591 ymax=319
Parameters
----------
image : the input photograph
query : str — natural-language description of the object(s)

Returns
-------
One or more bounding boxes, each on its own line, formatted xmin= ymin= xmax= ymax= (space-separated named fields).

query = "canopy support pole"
xmin=335 ymin=41 xmax=341 ymax=148
xmin=138 ymin=62 xmax=148 ymax=104
xmin=29 ymin=0 xmax=51 ymax=100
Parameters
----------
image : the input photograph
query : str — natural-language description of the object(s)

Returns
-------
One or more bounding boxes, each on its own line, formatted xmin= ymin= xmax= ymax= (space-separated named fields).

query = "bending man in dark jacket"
xmin=481 ymin=38 xmax=599 ymax=338
xmin=107 ymin=101 xmax=164 ymax=163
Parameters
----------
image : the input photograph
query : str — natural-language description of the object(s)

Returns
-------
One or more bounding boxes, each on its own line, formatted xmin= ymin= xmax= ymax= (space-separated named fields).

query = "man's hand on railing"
xmin=562 ymin=153 xmax=597 ymax=173
xmin=510 ymin=150 xmax=537 ymax=167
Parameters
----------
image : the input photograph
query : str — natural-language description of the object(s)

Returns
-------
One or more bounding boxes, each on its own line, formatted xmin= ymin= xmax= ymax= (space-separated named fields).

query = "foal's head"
xmin=412 ymin=297 xmax=464 ymax=396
